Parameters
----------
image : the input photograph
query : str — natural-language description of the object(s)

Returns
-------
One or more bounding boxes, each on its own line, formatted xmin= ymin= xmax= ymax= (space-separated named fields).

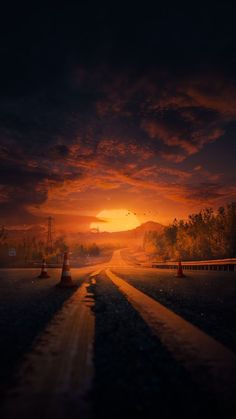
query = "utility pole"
xmin=46 ymin=216 xmax=54 ymax=254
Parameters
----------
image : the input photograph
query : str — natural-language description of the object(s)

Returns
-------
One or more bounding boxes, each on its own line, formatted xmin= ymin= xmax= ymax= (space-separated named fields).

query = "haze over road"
xmin=0 ymin=250 xmax=236 ymax=419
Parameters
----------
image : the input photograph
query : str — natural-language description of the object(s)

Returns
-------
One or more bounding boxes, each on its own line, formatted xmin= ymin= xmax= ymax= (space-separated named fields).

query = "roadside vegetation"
xmin=143 ymin=203 xmax=236 ymax=261
xmin=0 ymin=230 xmax=105 ymax=267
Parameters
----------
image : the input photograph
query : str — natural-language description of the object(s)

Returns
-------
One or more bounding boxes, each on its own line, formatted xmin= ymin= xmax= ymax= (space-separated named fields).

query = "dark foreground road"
xmin=0 ymin=251 xmax=236 ymax=419
xmin=112 ymin=266 xmax=236 ymax=352
xmin=0 ymin=266 xmax=100 ymax=393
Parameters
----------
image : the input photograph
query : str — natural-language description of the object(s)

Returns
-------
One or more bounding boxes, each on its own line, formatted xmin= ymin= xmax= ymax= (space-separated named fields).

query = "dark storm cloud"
xmin=0 ymin=2 xmax=236 ymax=224
xmin=0 ymin=165 xmax=53 ymax=217
xmin=0 ymin=70 xmax=234 ymax=217
xmin=185 ymin=182 xmax=236 ymax=203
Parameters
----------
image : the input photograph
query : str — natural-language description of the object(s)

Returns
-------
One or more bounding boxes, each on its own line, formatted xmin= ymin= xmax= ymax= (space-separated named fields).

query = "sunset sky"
xmin=0 ymin=2 xmax=236 ymax=232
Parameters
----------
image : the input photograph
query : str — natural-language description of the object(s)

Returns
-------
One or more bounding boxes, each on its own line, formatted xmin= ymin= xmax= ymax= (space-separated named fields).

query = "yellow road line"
xmin=106 ymin=268 xmax=236 ymax=400
xmin=2 ymin=281 xmax=94 ymax=419
xmin=90 ymin=268 xmax=103 ymax=277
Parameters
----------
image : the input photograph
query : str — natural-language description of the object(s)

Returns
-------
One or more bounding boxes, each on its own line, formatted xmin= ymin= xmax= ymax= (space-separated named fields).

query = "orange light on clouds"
xmin=90 ymin=209 xmax=141 ymax=232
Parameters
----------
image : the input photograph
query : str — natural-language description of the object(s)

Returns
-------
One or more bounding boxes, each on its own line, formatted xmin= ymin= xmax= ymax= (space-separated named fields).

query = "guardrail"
xmin=151 ymin=258 xmax=236 ymax=271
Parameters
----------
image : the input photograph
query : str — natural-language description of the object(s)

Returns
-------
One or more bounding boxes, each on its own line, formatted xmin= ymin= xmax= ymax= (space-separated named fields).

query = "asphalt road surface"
xmin=0 ymin=251 xmax=236 ymax=419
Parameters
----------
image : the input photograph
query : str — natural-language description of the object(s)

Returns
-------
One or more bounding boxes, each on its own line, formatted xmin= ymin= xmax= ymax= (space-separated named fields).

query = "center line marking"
xmin=106 ymin=268 xmax=236 ymax=401
xmin=2 ymin=281 xmax=95 ymax=419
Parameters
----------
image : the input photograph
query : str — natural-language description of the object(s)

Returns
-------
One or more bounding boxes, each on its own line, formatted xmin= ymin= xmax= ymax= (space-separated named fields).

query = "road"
xmin=0 ymin=251 xmax=236 ymax=419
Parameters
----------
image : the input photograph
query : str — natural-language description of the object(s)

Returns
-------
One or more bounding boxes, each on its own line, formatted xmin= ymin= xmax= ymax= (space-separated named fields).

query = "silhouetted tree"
xmin=143 ymin=203 xmax=236 ymax=260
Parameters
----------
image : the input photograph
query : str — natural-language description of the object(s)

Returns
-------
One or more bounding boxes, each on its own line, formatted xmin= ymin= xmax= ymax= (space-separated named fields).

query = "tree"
xmin=143 ymin=203 xmax=236 ymax=261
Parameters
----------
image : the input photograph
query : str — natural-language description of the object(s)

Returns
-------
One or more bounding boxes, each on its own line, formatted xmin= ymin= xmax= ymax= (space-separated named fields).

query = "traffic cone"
xmin=57 ymin=252 xmax=75 ymax=288
xmin=175 ymin=261 xmax=185 ymax=277
xmin=38 ymin=259 xmax=50 ymax=278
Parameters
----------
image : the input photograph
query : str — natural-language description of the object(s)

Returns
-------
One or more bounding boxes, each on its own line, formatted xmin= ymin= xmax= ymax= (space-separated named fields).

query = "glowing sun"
xmin=90 ymin=209 xmax=141 ymax=233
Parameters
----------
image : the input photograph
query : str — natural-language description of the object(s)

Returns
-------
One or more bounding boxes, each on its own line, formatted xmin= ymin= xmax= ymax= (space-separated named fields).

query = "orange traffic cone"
xmin=38 ymin=259 xmax=50 ymax=278
xmin=175 ymin=261 xmax=185 ymax=277
xmin=57 ymin=252 xmax=75 ymax=288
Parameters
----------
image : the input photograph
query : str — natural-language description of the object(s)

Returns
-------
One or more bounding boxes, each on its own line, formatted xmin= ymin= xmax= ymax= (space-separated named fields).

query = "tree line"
xmin=143 ymin=203 xmax=236 ymax=261
xmin=0 ymin=232 xmax=101 ymax=266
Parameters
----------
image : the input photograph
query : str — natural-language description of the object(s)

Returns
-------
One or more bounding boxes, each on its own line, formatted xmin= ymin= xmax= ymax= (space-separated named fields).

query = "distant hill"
xmin=69 ymin=220 xmax=164 ymax=245
xmin=3 ymin=221 xmax=164 ymax=247
xmin=134 ymin=221 xmax=163 ymax=233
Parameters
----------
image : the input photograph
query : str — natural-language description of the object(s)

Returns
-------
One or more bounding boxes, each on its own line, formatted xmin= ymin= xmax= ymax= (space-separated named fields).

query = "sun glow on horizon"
xmin=90 ymin=209 xmax=141 ymax=232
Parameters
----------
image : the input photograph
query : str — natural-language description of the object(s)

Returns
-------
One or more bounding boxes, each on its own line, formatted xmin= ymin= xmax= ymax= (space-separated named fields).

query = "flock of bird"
xmin=125 ymin=210 xmax=158 ymax=217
